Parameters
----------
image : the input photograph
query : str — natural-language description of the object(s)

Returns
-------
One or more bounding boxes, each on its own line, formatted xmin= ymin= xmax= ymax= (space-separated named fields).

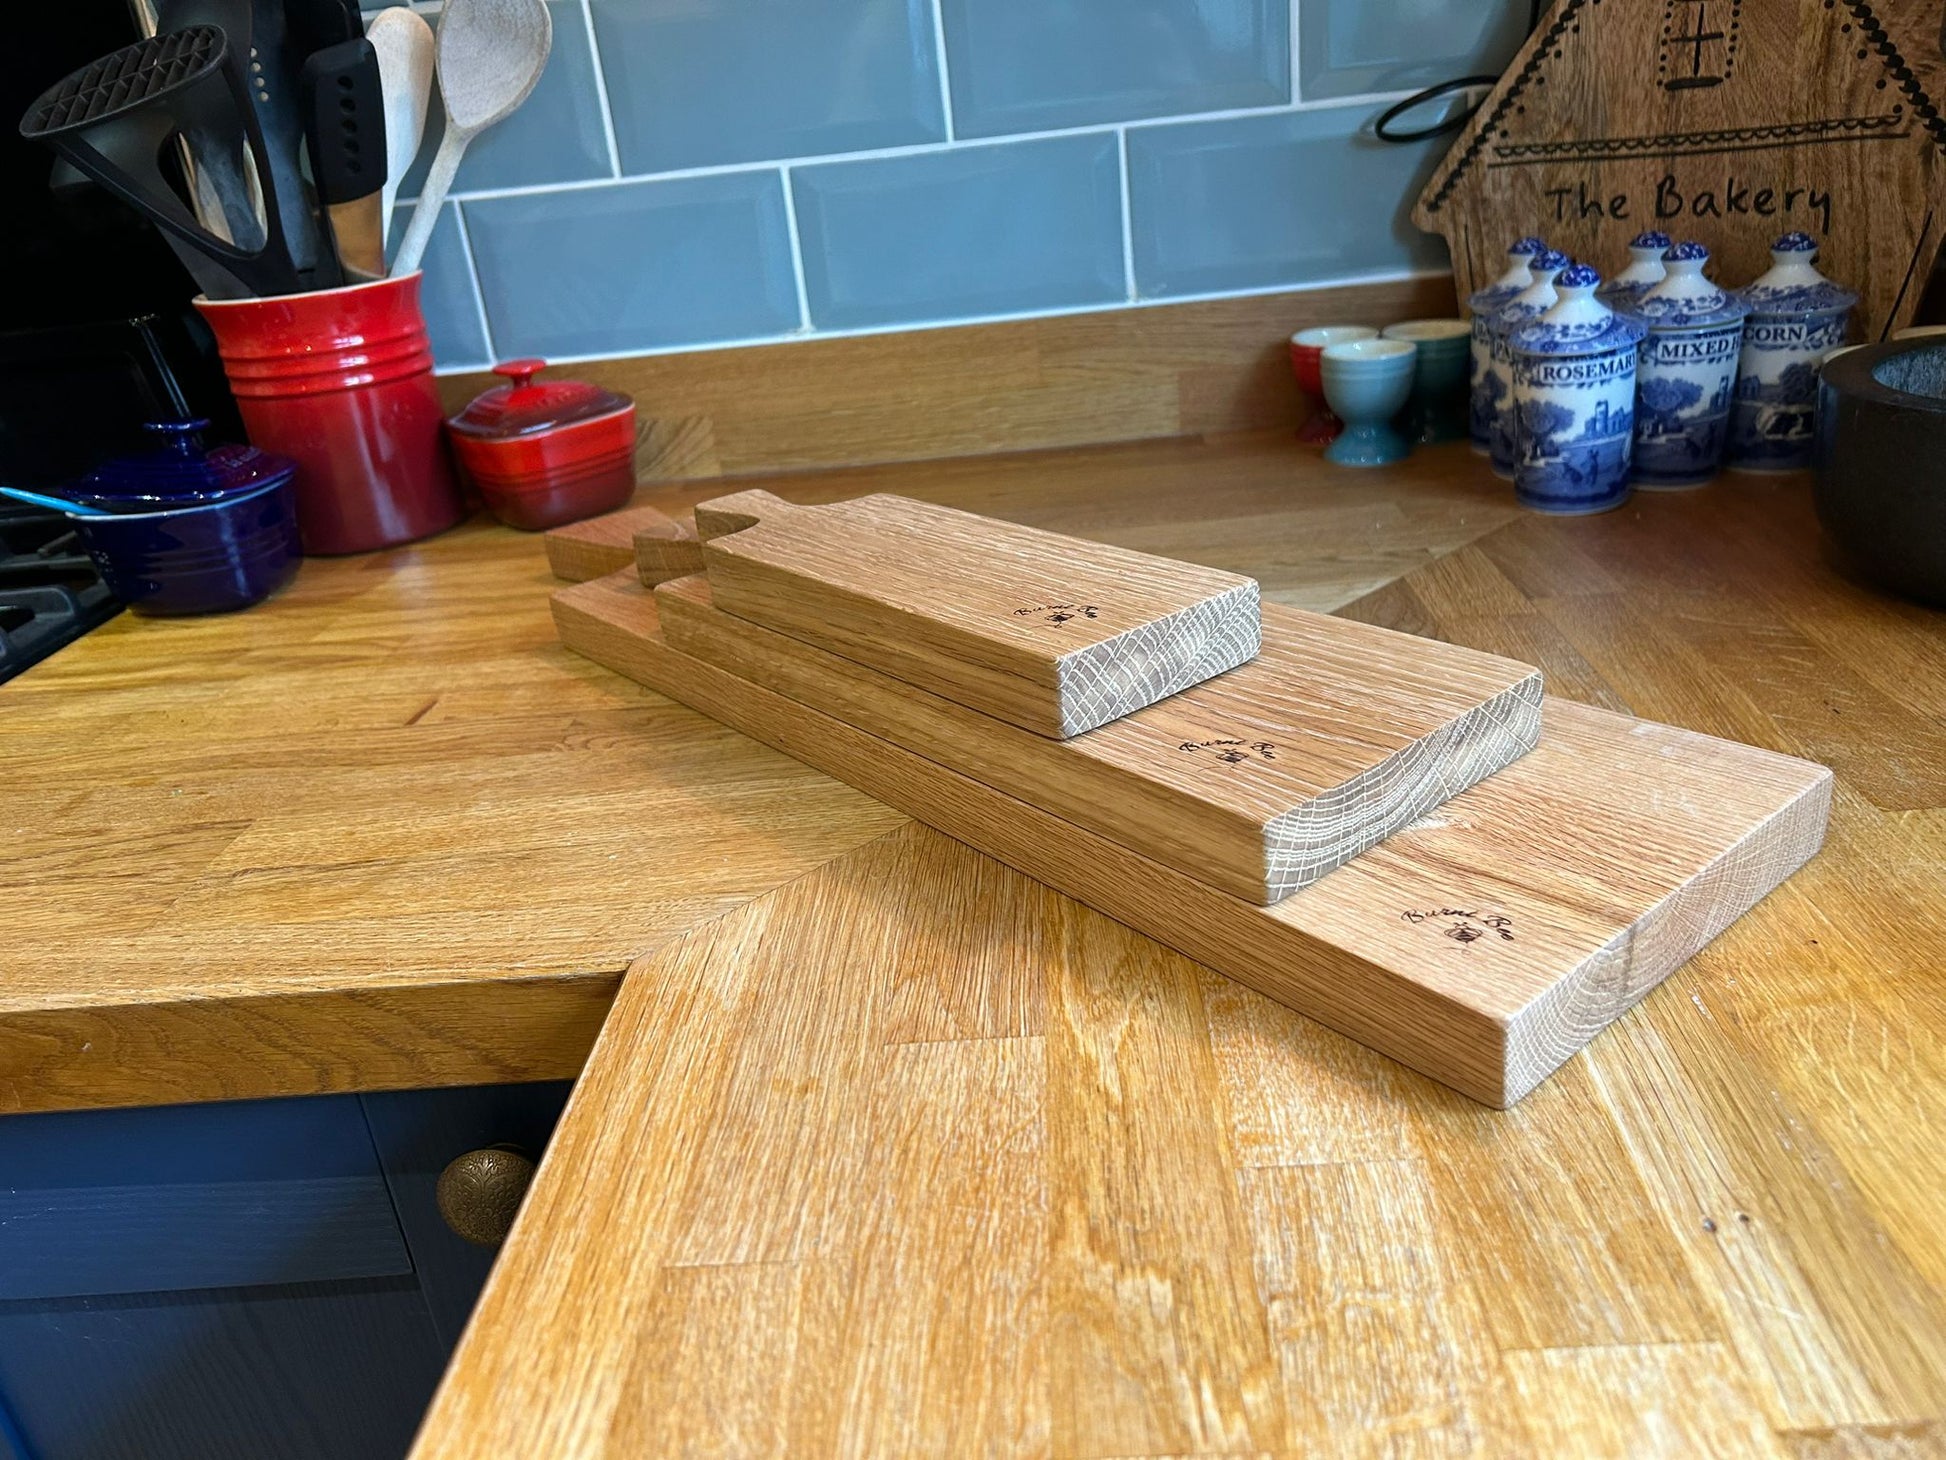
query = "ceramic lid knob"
xmin=1627 ymin=230 xmax=1673 ymax=262
xmin=1739 ymin=231 xmax=1858 ymax=316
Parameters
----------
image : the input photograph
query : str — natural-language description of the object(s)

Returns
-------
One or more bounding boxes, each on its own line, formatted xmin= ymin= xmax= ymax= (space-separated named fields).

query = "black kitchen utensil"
xmin=300 ymin=37 xmax=387 ymax=280
xmin=284 ymin=0 xmax=365 ymax=57
xmin=19 ymin=25 xmax=305 ymax=298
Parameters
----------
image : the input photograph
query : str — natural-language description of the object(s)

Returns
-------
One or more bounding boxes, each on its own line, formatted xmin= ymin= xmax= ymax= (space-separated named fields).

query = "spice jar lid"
xmin=76 ymin=419 xmax=296 ymax=502
xmin=447 ymin=359 xmax=633 ymax=439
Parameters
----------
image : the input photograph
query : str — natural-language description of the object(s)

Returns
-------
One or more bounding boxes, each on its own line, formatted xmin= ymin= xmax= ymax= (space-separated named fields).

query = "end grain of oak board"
xmin=692 ymin=489 xmax=1263 ymax=738
xmin=655 ymin=574 xmax=1542 ymax=904
xmin=554 ymin=571 xmax=1831 ymax=1105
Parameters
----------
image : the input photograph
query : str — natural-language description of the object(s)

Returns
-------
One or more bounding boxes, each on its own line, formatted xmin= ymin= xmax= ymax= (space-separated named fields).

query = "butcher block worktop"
xmin=5 ymin=436 xmax=1946 ymax=1454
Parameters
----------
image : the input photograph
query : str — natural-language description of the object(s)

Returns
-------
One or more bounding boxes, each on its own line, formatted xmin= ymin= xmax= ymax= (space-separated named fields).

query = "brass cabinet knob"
xmin=435 ymin=1144 xmax=537 ymax=1247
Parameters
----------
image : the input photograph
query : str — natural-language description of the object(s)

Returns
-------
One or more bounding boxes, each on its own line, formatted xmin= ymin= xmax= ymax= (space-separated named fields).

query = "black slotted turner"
xmin=20 ymin=25 xmax=304 ymax=298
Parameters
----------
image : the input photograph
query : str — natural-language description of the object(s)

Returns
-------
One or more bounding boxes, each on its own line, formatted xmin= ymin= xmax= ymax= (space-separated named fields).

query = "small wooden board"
xmin=543 ymin=504 xmax=695 ymax=583
xmin=655 ymin=574 xmax=1542 ymax=904
xmin=691 ymin=489 xmax=1263 ymax=738
xmin=554 ymin=571 xmax=1831 ymax=1106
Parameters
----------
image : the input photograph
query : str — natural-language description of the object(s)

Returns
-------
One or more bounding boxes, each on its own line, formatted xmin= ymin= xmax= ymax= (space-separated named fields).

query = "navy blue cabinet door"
xmin=0 ymin=1081 xmax=570 ymax=1460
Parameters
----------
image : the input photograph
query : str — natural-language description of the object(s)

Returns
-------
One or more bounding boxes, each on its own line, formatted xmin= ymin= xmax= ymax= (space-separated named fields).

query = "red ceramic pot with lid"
xmin=446 ymin=359 xmax=637 ymax=531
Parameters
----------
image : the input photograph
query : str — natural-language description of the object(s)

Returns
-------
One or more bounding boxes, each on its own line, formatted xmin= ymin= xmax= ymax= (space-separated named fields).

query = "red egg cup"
xmin=1290 ymin=341 xmax=1344 ymax=445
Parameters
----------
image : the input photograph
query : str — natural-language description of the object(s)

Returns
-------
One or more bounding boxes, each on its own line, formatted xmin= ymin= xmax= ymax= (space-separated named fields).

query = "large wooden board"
xmin=554 ymin=571 xmax=1831 ymax=1106
xmin=691 ymin=489 xmax=1263 ymax=738
xmin=1413 ymin=0 xmax=1946 ymax=341
xmin=655 ymin=574 xmax=1542 ymax=904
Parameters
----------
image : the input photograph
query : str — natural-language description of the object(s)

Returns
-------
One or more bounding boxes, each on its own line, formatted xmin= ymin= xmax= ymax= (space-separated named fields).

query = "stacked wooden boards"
xmin=553 ymin=570 xmax=1830 ymax=1105
xmin=656 ymin=574 xmax=1541 ymax=903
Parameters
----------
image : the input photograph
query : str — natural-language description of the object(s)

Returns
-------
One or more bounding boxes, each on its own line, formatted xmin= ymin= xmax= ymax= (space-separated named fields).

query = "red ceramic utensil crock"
xmin=446 ymin=359 xmax=636 ymax=531
xmin=195 ymin=274 xmax=464 ymax=555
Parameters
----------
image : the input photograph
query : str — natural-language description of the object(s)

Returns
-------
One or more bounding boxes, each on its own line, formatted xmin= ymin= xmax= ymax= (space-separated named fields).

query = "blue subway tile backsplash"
xmin=940 ymin=0 xmax=1288 ymax=138
xmin=396 ymin=0 xmax=1512 ymax=370
xmin=386 ymin=202 xmax=490 ymax=367
xmin=1127 ymin=107 xmax=1453 ymax=300
xmin=464 ymin=173 xmax=800 ymax=359
xmin=793 ymin=136 xmax=1126 ymax=330
xmin=590 ymin=0 xmax=946 ymax=173
xmin=1297 ymin=0 xmax=1530 ymax=103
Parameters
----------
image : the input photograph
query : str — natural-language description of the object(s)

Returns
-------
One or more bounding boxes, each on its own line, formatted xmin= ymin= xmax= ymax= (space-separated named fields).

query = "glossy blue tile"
xmin=591 ymin=0 xmax=945 ymax=172
xmin=792 ymin=135 xmax=1124 ymax=330
xmin=1298 ymin=0 xmax=1530 ymax=101
xmin=392 ymin=1 xmax=611 ymax=198
xmin=941 ymin=0 xmax=1287 ymax=137
xmin=1128 ymin=107 xmax=1451 ymax=298
xmin=463 ymin=174 xmax=800 ymax=357
xmin=384 ymin=201 xmax=491 ymax=368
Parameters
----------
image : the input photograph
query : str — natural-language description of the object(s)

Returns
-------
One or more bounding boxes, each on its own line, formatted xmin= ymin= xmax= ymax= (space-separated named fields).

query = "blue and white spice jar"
xmin=1727 ymin=232 xmax=1858 ymax=472
xmin=1487 ymin=248 xmax=1571 ymax=479
xmin=1509 ymin=264 xmax=1645 ymax=515
xmin=1626 ymin=242 xmax=1748 ymax=488
xmin=1596 ymin=230 xmax=1672 ymax=310
xmin=1467 ymin=236 xmax=1547 ymax=455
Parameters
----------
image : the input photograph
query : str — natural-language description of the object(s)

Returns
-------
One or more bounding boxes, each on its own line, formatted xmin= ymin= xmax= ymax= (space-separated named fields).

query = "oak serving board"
xmin=655 ymin=574 xmax=1541 ymax=905
xmin=691 ymin=490 xmax=1262 ymax=737
xmin=554 ymin=571 xmax=1831 ymax=1106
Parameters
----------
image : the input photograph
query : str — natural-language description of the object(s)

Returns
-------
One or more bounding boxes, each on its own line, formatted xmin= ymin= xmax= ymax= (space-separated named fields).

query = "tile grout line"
xmin=1289 ymin=0 xmax=1303 ymax=103
xmin=1116 ymin=127 xmax=1136 ymax=302
xmin=395 ymin=86 xmax=1435 ymax=208
xmin=778 ymin=166 xmax=813 ymax=332
xmin=449 ymin=202 xmax=499 ymax=365
xmin=928 ymin=0 xmax=956 ymax=141
xmin=578 ymin=0 xmax=625 ymax=178
xmin=429 ymin=265 xmax=1445 ymax=375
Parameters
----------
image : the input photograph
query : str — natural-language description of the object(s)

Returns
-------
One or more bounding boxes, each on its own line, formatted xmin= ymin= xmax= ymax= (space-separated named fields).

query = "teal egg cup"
xmin=1320 ymin=339 xmax=1418 ymax=467
xmin=1383 ymin=319 xmax=1472 ymax=445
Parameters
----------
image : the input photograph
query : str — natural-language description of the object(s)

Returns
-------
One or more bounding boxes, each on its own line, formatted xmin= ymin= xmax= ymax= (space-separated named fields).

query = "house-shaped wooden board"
xmin=1413 ymin=0 xmax=1946 ymax=341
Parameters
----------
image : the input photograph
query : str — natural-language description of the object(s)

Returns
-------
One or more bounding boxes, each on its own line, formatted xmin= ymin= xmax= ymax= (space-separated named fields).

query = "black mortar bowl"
xmin=1815 ymin=339 xmax=1946 ymax=608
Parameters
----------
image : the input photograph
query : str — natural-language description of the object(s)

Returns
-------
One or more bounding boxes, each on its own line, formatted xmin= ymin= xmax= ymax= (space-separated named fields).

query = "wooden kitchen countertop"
xmin=6 ymin=434 xmax=1945 ymax=1454
xmin=421 ymin=442 xmax=1946 ymax=1459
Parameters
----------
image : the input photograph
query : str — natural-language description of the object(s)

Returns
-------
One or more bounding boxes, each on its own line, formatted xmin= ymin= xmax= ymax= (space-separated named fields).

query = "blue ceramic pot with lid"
xmin=1627 ymin=242 xmax=1749 ymax=488
xmin=62 ymin=419 xmax=302 ymax=616
xmin=1487 ymin=248 xmax=1571 ymax=479
xmin=1597 ymin=231 xmax=1673 ymax=309
xmin=1728 ymin=232 xmax=1858 ymax=472
xmin=1467 ymin=236 xmax=1547 ymax=455
xmin=1509 ymin=264 xmax=1646 ymax=515
xmin=74 ymin=419 xmax=297 ymax=508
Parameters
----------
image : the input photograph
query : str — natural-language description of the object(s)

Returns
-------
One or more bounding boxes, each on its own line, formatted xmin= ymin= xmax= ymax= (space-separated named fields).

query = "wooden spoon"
xmin=390 ymin=0 xmax=550 ymax=277
xmin=366 ymin=6 xmax=435 ymax=247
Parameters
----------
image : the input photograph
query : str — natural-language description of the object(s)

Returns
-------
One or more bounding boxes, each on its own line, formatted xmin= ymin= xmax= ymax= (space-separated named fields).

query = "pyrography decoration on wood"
xmin=1413 ymin=0 xmax=1946 ymax=342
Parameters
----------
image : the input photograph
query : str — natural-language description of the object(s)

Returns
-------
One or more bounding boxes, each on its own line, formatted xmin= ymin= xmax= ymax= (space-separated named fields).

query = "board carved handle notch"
xmin=694 ymin=489 xmax=795 ymax=542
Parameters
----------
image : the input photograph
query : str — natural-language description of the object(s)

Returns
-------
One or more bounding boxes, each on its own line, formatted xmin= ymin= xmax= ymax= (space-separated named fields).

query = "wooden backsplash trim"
xmin=436 ymin=275 xmax=1458 ymax=482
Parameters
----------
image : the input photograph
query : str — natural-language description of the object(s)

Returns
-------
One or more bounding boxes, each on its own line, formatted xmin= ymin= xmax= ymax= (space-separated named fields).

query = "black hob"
xmin=0 ymin=504 xmax=120 ymax=683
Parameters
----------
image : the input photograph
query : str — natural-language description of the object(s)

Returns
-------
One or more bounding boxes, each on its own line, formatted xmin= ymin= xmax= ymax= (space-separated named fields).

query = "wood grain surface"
xmin=655 ymin=571 xmax=1541 ymax=903
xmin=437 ymin=276 xmax=1459 ymax=481
xmin=420 ymin=453 xmax=1946 ymax=1460
xmin=558 ymin=571 xmax=1826 ymax=1105
xmin=692 ymin=489 xmax=1263 ymax=737
xmin=0 ymin=523 xmax=903 ymax=1113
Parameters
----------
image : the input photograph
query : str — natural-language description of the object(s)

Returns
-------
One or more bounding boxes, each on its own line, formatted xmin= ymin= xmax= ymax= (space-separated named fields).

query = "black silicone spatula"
xmin=300 ymin=38 xmax=387 ymax=281
xmin=19 ymin=25 xmax=304 ymax=298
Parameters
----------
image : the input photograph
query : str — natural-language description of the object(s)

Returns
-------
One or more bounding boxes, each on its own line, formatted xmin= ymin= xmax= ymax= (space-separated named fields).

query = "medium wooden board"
xmin=655 ymin=574 xmax=1542 ymax=904
xmin=692 ymin=489 xmax=1262 ymax=737
xmin=554 ymin=571 xmax=1831 ymax=1106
